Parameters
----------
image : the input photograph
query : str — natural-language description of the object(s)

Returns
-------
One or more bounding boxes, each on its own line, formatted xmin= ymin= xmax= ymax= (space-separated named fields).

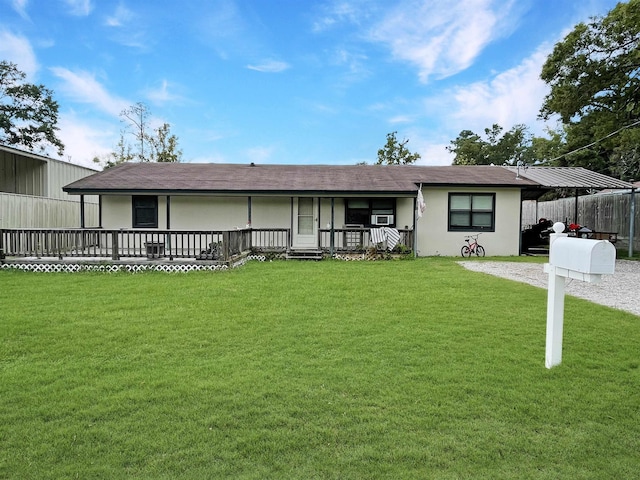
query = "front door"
xmin=293 ymin=197 xmax=317 ymax=248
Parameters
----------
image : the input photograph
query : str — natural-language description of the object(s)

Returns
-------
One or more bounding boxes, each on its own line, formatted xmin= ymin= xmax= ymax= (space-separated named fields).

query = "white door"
xmin=293 ymin=197 xmax=317 ymax=248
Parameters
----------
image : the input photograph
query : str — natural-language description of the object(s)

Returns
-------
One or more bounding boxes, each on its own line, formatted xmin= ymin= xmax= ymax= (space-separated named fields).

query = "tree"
xmin=120 ymin=102 xmax=150 ymax=163
xmin=94 ymin=102 xmax=182 ymax=169
xmin=149 ymin=122 xmax=182 ymax=163
xmin=539 ymin=0 xmax=640 ymax=179
xmin=447 ymin=124 xmax=533 ymax=166
xmin=376 ymin=131 xmax=421 ymax=165
xmin=0 ymin=60 xmax=64 ymax=155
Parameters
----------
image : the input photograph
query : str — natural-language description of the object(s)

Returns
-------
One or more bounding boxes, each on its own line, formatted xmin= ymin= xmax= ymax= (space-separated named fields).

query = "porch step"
xmin=286 ymin=249 xmax=323 ymax=260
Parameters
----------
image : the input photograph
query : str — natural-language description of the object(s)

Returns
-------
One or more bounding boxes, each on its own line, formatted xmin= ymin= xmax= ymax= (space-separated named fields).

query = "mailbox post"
xmin=543 ymin=222 xmax=616 ymax=369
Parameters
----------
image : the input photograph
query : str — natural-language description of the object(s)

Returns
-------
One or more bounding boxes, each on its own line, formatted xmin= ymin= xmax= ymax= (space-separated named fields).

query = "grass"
xmin=1 ymin=258 xmax=639 ymax=479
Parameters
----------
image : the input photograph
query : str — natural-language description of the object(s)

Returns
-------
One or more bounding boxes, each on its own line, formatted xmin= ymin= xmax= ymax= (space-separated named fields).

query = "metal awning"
xmin=505 ymin=166 xmax=633 ymax=189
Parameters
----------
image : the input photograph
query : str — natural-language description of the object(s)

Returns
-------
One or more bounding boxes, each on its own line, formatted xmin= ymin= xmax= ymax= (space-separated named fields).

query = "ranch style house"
xmin=54 ymin=162 xmax=631 ymax=259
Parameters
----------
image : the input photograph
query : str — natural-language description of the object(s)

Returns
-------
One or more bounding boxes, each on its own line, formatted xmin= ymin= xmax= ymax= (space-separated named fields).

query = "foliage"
xmin=94 ymin=102 xmax=182 ymax=169
xmin=1 ymin=260 xmax=639 ymax=478
xmin=376 ymin=131 xmax=421 ymax=165
xmin=540 ymin=0 xmax=640 ymax=180
xmin=447 ymin=124 xmax=534 ymax=166
xmin=0 ymin=60 xmax=64 ymax=155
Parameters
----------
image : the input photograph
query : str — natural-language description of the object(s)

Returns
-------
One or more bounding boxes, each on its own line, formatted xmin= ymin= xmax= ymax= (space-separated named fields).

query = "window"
xmin=132 ymin=196 xmax=158 ymax=228
xmin=448 ymin=193 xmax=495 ymax=232
xmin=345 ymin=198 xmax=395 ymax=226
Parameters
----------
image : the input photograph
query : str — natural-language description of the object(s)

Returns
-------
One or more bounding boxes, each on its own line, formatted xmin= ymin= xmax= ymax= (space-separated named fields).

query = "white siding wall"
xmin=252 ymin=197 xmax=291 ymax=228
xmin=416 ymin=187 xmax=522 ymax=256
xmin=102 ymin=196 xmax=133 ymax=228
xmin=170 ymin=196 xmax=248 ymax=230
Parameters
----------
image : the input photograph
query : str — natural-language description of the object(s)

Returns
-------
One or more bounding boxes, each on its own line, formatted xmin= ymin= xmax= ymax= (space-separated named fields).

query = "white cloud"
xmin=246 ymin=60 xmax=290 ymax=73
xmin=11 ymin=0 xmax=29 ymax=19
xmin=448 ymin=44 xmax=552 ymax=134
xmin=415 ymin=142 xmax=454 ymax=166
xmin=64 ymin=0 xmax=93 ymax=17
xmin=312 ymin=1 xmax=368 ymax=32
xmin=49 ymin=67 xmax=129 ymax=116
xmin=145 ymin=80 xmax=183 ymax=105
xmin=56 ymin=112 xmax=116 ymax=168
xmin=370 ymin=0 xmax=517 ymax=82
xmin=104 ymin=4 xmax=134 ymax=27
xmin=0 ymin=31 xmax=38 ymax=78
xmin=245 ymin=145 xmax=276 ymax=163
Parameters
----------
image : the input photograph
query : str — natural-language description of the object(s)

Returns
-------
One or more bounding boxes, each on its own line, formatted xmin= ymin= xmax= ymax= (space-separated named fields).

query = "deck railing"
xmin=0 ymin=227 xmax=413 ymax=261
xmin=0 ymin=228 xmax=256 ymax=261
xmin=319 ymin=228 xmax=413 ymax=253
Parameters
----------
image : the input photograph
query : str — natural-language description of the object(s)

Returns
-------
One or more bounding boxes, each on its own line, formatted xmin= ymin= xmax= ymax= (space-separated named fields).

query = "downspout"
xmin=289 ymin=197 xmax=293 ymax=250
xmin=317 ymin=197 xmax=321 ymax=250
xmin=80 ymin=194 xmax=85 ymax=228
xmin=330 ymin=197 xmax=335 ymax=257
xmin=166 ymin=196 xmax=172 ymax=260
xmin=413 ymin=195 xmax=417 ymax=258
xmin=518 ymin=190 xmax=524 ymax=255
xmin=629 ymin=187 xmax=636 ymax=258
xmin=247 ymin=196 xmax=252 ymax=228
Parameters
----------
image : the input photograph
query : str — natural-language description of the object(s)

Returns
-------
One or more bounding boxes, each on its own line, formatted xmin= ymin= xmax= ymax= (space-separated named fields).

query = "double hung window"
xmin=132 ymin=196 xmax=158 ymax=228
xmin=448 ymin=193 xmax=495 ymax=231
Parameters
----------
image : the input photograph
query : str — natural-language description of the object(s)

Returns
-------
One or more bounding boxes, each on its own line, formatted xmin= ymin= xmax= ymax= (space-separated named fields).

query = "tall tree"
xmin=120 ymin=102 xmax=150 ymax=163
xmin=376 ymin=131 xmax=421 ymax=165
xmin=0 ymin=61 xmax=64 ymax=155
xmin=447 ymin=124 xmax=533 ymax=166
xmin=539 ymin=0 xmax=640 ymax=179
xmin=95 ymin=102 xmax=182 ymax=169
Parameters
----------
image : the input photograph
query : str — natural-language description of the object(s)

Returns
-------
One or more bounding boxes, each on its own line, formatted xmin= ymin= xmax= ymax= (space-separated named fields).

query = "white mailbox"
xmin=544 ymin=229 xmax=616 ymax=369
xmin=549 ymin=237 xmax=616 ymax=275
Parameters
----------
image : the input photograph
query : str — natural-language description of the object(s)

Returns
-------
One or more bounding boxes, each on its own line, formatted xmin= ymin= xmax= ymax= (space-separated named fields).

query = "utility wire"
xmin=549 ymin=118 xmax=640 ymax=163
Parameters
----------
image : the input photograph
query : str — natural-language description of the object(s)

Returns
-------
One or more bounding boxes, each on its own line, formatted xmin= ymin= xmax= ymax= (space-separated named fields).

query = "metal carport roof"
xmin=505 ymin=166 xmax=633 ymax=189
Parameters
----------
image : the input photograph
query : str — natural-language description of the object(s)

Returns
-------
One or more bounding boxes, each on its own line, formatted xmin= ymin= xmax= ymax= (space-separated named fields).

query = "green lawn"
xmin=1 ymin=258 xmax=638 ymax=479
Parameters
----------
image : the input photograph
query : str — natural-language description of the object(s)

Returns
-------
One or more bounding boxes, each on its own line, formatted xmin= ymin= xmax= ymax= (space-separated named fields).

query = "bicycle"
xmin=461 ymin=234 xmax=485 ymax=257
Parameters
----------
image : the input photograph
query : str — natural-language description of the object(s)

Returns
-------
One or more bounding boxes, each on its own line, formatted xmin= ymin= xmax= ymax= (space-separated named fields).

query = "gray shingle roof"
xmin=63 ymin=162 xmax=542 ymax=195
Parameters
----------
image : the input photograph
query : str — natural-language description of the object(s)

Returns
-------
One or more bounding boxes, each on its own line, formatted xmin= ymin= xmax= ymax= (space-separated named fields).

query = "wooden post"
xmin=222 ymin=231 xmax=230 ymax=261
xmin=111 ymin=231 xmax=119 ymax=260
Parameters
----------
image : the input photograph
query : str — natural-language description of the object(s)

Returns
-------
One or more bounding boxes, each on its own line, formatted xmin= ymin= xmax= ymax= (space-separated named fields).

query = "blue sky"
xmin=0 ymin=0 xmax=622 ymax=168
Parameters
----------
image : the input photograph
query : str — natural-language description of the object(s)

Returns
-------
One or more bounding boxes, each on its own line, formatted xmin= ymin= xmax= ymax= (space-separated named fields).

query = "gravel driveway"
xmin=459 ymin=259 xmax=640 ymax=317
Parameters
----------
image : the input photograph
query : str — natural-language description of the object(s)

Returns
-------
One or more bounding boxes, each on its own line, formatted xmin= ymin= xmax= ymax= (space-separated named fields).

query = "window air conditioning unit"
xmin=371 ymin=214 xmax=394 ymax=226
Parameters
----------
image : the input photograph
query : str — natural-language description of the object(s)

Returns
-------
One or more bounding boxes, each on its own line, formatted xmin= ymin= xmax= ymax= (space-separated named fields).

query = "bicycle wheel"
xmin=461 ymin=245 xmax=471 ymax=257
xmin=476 ymin=245 xmax=485 ymax=257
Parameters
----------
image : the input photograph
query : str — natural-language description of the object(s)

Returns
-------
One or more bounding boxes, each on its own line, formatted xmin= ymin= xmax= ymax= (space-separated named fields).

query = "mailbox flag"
xmin=417 ymin=185 xmax=426 ymax=219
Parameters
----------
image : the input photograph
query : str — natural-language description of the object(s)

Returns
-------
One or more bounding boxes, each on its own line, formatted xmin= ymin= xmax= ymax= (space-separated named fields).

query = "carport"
xmin=508 ymin=166 xmax=636 ymax=256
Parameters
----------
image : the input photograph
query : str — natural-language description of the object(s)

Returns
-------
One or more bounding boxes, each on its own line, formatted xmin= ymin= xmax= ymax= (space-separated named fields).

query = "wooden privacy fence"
xmin=522 ymin=191 xmax=639 ymax=250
